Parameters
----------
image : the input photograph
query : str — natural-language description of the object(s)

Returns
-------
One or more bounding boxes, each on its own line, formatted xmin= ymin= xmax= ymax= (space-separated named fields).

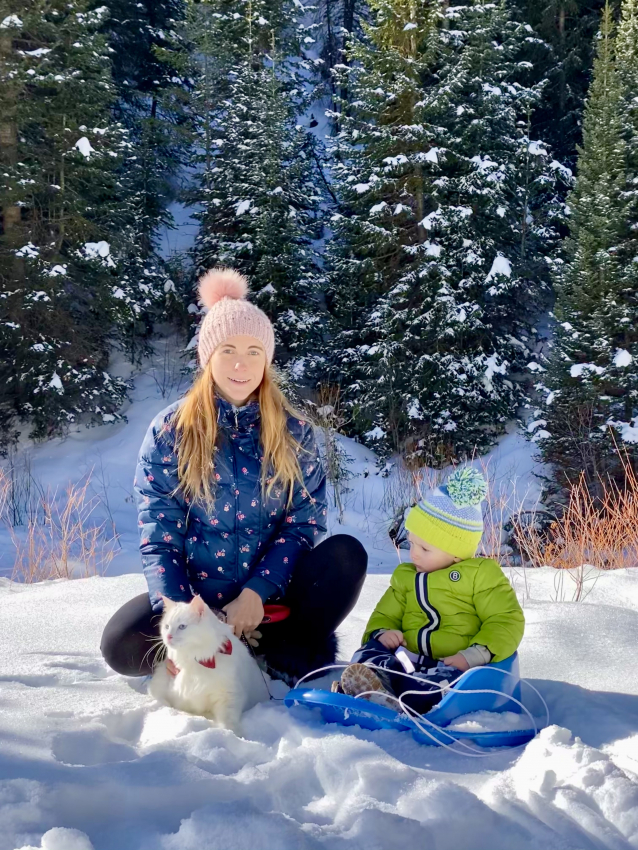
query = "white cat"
xmin=149 ymin=595 xmax=268 ymax=734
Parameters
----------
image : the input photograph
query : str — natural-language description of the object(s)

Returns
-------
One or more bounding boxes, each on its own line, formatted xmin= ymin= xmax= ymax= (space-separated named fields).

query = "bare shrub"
xmin=0 ymin=469 xmax=116 ymax=583
xmin=149 ymin=334 xmax=190 ymax=399
xmin=312 ymin=384 xmax=354 ymax=524
xmin=2 ymin=448 xmax=45 ymax=527
xmin=513 ymin=457 xmax=638 ymax=600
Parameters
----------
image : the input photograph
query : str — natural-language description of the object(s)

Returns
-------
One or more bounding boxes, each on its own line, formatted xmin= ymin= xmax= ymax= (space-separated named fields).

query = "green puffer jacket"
xmin=362 ymin=558 xmax=524 ymax=662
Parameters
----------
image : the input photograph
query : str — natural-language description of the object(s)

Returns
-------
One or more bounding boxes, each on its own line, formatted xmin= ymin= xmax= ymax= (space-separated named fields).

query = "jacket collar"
xmin=216 ymin=394 xmax=261 ymax=430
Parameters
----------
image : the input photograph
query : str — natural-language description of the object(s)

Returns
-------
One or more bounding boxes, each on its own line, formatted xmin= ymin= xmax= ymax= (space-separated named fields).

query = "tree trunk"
xmin=0 ymin=29 xmax=25 ymax=284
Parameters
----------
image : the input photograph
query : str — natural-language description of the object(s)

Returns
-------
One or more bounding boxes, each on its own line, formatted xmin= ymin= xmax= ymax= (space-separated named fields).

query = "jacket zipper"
xmin=231 ymin=412 xmax=239 ymax=580
xmin=415 ymin=572 xmax=441 ymax=657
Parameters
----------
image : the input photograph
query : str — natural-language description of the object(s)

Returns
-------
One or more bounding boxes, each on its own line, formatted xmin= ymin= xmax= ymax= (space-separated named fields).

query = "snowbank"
xmin=2 ymin=569 xmax=638 ymax=850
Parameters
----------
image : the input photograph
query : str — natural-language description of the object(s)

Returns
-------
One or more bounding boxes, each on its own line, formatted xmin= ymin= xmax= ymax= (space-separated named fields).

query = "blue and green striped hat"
xmin=405 ymin=467 xmax=487 ymax=559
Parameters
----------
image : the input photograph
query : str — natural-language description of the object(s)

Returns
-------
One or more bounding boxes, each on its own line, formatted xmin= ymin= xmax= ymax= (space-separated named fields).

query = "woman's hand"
xmin=223 ymin=587 xmax=264 ymax=637
xmin=378 ymin=630 xmax=406 ymax=650
xmin=442 ymin=653 xmax=470 ymax=671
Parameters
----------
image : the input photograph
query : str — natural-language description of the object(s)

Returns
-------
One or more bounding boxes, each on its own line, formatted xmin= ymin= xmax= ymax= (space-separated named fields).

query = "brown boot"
xmin=340 ymin=663 xmax=397 ymax=710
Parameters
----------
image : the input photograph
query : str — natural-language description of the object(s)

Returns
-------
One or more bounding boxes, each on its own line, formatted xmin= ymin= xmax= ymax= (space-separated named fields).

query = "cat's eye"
xmin=178 ymin=624 xmax=187 ymax=630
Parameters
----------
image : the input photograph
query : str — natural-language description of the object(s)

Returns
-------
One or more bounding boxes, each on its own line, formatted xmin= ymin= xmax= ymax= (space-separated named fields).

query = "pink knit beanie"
xmin=197 ymin=268 xmax=275 ymax=367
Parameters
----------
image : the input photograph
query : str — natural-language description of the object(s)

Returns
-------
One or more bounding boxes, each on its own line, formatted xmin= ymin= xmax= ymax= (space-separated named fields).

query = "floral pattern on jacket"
xmin=135 ymin=396 xmax=327 ymax=612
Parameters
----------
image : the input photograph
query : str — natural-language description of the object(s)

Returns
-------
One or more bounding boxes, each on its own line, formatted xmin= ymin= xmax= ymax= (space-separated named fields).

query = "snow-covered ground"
xmin=2 ymin=370 xmax=638 ymax=850
xmin=2 ymin=568 xmax=638 ymax=850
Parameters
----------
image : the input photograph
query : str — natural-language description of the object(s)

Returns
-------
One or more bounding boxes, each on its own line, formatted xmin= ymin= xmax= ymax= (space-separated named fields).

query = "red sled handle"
xmin=261 ymin=604 xmax=291 ymax=624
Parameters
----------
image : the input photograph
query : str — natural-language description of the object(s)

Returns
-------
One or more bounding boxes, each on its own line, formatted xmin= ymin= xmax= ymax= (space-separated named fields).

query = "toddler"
xmin=335 ymin=468 xmax=525 ymax=713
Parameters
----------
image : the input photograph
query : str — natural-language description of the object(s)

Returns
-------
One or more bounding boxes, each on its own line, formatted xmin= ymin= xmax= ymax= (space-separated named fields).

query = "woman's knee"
xmin=321 ymin=534 xmax=368 ymax=577
xmin=100 ymin=593 xmax=155 ymax=675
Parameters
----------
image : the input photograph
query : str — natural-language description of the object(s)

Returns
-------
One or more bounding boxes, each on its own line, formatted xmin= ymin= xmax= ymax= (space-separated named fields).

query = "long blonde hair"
xmin=171 ymin=360 xmax=308 ymax=507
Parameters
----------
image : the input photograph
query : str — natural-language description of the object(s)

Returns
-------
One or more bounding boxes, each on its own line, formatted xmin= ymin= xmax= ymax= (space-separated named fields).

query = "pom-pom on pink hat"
xmin=197 ymin=268 xmax=275 ymax=367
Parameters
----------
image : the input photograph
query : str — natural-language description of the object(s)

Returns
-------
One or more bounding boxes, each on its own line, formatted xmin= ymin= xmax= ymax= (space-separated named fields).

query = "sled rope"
xmin=293 ymin=663 xmax=550 ymax=756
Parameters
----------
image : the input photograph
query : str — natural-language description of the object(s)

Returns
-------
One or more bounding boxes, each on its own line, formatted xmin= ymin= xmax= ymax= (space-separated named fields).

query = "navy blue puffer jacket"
xmin=135 ymin=396 xmax=327 ymax=612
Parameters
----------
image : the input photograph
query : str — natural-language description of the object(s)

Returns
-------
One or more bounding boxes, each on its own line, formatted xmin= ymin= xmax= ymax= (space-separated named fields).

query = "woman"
xmin=101 ymin=267 xmax=367 ymax=682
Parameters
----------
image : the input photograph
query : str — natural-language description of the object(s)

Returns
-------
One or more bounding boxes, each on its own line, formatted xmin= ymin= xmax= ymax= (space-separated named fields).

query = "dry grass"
xmin=312 ymin=383 xmax=354 ymax=524
xmin=513 ymin=459 xmax=638 ymax=576
xmin=0 ymin=469 xmax=116 ymax=583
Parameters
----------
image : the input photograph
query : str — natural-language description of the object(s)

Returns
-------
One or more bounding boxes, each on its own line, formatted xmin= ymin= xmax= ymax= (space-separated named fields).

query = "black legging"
xmin=101 ymin=533 xmax=367 ymax=679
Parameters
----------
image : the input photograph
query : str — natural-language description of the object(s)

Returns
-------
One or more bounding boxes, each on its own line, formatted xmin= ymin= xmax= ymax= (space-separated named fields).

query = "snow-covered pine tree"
xmin=0 ymin=2 xmax=148 ymax=442
xmin=508 ymin=0 xmax=607 ymax=168
xmin=188 ymin=3 xmax=326 ymax=362
xmin=538 ymin=1 xmax=638 ymax=493
xmin=97 ymin=0 xmax=193 ymax=360
xmin=310 ymin=0 xmax=367 ymax=117
xmin=99 ymin=0 xmax=190 ymax=261
xmin=616 ymin=0 xmax=638 ymax=259
xmin=325 ymin=0 xmax=566 ymax=464
xmin=323 ymin=0 xmax=441 ymax=457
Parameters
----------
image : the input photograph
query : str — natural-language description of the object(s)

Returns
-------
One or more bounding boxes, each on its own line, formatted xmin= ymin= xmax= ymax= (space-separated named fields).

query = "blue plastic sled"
xmin=284 ymin=653 xmax=544 ymax=748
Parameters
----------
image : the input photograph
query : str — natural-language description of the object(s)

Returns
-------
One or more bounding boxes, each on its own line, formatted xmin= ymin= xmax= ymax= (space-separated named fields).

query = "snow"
xmin=0 ymin=14 xmax=22 ymax=28
xmin=235 ymin=200 xmax=252 ymax=216
xmin=17 ymin=828 xmax=95 ymax=850
xmin=48 ymin=373 xmax=63 ymax=392
xmin=16 ymin=243 xmax=40 ymax=259
xmin=570 ymin=363 xmax=605 ymax=378
xmin=485 ymin=254 xmax=512 ymax=282
xmin=3 ymin=568 xmax=638 ymax=850
xmin=527 ymin=141 xmax=547 ymax=156
xmin=84 ymin=241 xmax=115 ymax=269
xmin=420 ymin=210 xmax=442 ymax=229
xmin=614 ymin=349 xmax=633 ymax=368
xmin=74 ymin=137 xmax=95 ymax=159
xmin=84 ymin=241 xmax=110 ymax=259
xmin=483 ymin=353 xmax=507 ymax=386
xmin=609 ymin=417 xmax=638 ymax=444
xmin=2 ymin=370 xmax=638 ymax=850
xmin=550 ymin=159 xmax=573 ymax=179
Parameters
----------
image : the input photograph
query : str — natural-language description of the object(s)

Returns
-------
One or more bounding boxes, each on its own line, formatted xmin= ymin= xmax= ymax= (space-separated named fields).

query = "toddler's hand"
xmin=442 ymin=653 xmax=470 ymax=671
xmin=378 ymin=630 xmax=406 ymax=650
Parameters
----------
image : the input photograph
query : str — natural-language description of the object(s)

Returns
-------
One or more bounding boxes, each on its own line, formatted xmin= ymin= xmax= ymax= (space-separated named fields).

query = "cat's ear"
xmin=190 ymin=595 xmax=207 ymax=618
xmin=160 ymin=595 xmax=175 ymax=611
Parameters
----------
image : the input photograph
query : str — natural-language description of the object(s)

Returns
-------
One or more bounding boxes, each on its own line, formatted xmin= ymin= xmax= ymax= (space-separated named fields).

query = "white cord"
xmin=293 ymin=662 xmax=550 ymax=755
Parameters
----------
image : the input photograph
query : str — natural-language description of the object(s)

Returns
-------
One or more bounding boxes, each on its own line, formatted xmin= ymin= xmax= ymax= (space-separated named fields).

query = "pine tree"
xmin=508 ymin=0 xmax=608 ymax=167
xmin=325 ymin=0 xmax=566 ymax=463
xmin=0 ymin=1 xmax=162 ymax=442
xmin=538 ymin=1 xmax=638 ymax=494
xmin=99 ymin=0 xmax=191 ymax=262
xmin=188 ymin=4 xmax=326 ymax=362
xmin=616 ymin=0 xmax=638 ymax=254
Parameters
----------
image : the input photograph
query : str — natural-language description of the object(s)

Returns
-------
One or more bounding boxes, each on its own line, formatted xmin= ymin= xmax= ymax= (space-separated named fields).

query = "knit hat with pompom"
xmin=405 ymin=467 xmax=488 ymax=560
xmin=197 ymin=268 xmax=275 ymax=368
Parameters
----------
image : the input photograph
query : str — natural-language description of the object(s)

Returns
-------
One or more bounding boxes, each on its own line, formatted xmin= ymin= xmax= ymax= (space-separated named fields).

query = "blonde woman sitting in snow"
xmin=101 ymin=268 xmax=367 ymax=684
